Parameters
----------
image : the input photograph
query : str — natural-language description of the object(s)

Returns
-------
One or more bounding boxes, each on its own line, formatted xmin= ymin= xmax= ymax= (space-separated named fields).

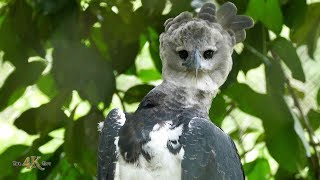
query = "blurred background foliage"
xmin=0 ymin=0 xmax=319 ymax=179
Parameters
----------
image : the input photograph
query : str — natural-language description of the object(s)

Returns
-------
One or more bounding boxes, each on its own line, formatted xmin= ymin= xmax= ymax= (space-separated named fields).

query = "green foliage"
xmin=0 ymin=0 xmax=319 ymax=179
xmin=270 ymin=37 xmax=305 ymax=82
xmin=290 ymin=3 xmax=320 ymax=59
xmin=244 ymin=158 xmax=271 ymax=179
xmin=124 ymin=84 xmax=155 ymax=104
xmin=246 ymin=0 xmax=283 ymax=34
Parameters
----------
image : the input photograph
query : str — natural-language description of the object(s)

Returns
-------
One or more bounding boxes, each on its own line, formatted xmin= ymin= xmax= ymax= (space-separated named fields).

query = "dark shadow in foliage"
xmin=64 ymin=107 xmax=103 ymax=176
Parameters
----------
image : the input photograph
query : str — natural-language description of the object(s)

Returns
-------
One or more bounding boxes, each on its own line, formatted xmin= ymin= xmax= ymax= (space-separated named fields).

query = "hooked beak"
xmin=182 ymin=50 xmax=201 ymax=77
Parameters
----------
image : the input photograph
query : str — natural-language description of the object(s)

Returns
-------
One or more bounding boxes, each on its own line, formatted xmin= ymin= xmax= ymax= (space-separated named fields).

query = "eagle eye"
xmin=203 ymin=50 xmax=215 ymax=59
xmin=178 ymin=50 xmax=188 ymax=59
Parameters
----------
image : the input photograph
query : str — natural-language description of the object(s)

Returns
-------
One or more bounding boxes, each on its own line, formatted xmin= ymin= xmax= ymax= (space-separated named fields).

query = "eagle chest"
xmin=116 ymin=120 xmax=185 ymax=180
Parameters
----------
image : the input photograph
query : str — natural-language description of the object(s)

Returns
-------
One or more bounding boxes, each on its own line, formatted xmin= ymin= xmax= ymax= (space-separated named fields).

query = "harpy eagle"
xmin=98 ymin=2 xmax=253 ymax=180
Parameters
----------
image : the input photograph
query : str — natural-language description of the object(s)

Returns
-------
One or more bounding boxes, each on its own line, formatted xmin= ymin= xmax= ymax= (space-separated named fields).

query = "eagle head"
xmin=159 ymin=2 xmax=253 ymax=92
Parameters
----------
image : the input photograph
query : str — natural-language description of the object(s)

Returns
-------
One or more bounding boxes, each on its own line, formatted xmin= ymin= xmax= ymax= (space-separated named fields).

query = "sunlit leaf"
xmin=138 ymin=69 xmax=162 ymax=83
xmin=244 ymin=158 xmax=271 ymax=180
xmin=246 ymin=0 xmax=283 ymax=34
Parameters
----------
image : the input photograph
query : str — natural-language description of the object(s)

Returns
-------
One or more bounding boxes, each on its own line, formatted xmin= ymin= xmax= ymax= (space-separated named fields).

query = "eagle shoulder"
xmin=181 ymin=117 xmax=244 ymax=180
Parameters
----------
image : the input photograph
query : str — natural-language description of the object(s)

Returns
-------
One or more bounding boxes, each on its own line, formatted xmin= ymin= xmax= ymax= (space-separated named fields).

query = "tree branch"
xmin=244 ymin=43 xmax=271 ymax=66
xmin=271 ymin=50 xmax=320 ymax=178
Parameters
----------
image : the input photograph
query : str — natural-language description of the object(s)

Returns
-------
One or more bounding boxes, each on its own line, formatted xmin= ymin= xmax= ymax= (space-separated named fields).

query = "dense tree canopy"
xmin=0 ymin=0 xmax=319 ymax=179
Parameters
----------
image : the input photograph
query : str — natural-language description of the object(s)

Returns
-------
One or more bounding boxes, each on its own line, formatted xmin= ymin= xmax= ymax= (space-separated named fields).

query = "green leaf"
xmin=265 ymin=58 xmax=285 ymax=95
xmin=147 ymin=27 xmax=162 ymax=73
xmin=244 ymin=158 xmax=271 ymax=180
xmin=36 ymin=145 xmax=62 ymax=179
xmin=37 ymin=73 xmax=58 ymax=99
xmin=0 ymin=145 xmax=29 ymax=179
xmin=224 ymin=83 xmax=307 ymax=173
xmin=7 ymin=0 xmax=44 ymax=56
xmin=170 ymin=0 xmax=193 ymax=15
xmin=221 ymin=52 xmax=241 ymax=89
xmin=274 ymin=167 xmax=295 ymax=179
xmin=123 ymin=84 xmax=155 ymax=104
xmin=0 ymin=61 xmax=46 ymax=110
xmin=64 ymin=108 xmax=103 ymax=175
xmin=90 ymin=25 xmax=109 ymax=61
xmin=46 ymin=155 xmax=87 ymax=179
xmin=282 ymin=0 xmax=307 ymax=29
xmin=18 ymin=169 xmax=37 ymax=180
xmin=26 ymin=0 xmax=72 ymax=15
xmin=270 ymin=37 xmax=305 ymax=82
xmin=141 ymin=0 xmax=166 ymax=15
xmin=239 ymin=22 xmax=267 ymax=74
xmin=307 ymin=109 xmax=320 ymax=130
xmin=0 ymin=15 xmax=28 ymax=68
xmin=317 ymin=88 xmax=320 ymax=107
xmin=246 ymin=0 xmax=283 ymax=34
xmin=14 ymin=93 xmax=68 ymax=135
xmin=223 ymin=23 xmax=267 ymax=89
xmin=101 ymin=11 xmax=144 ymax=73
xmin=291 ymin=3 xmax=320 ymax=59
xmin=138 ymin=69 xmax=162 ymax=82
xmin=7 ymin=87 xmax=26 ymax=106
xmin=209 ymin=93 xmax=228 ymax=127
xmin=284 ymin=86 xmax=305 ymax=99
xmin=52 ymin=42 xmax=115 ymax=106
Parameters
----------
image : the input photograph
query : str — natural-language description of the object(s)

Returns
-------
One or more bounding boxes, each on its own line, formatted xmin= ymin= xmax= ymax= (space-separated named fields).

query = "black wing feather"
xmin=181 ymin=118 xmax=244 ymax=180
xmin=97 ymin=109 xmax=123 ymax=180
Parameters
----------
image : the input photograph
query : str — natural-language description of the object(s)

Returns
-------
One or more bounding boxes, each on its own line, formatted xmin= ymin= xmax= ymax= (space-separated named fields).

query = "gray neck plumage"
xmin=155 ymin=80 xmax=215 ymax=115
